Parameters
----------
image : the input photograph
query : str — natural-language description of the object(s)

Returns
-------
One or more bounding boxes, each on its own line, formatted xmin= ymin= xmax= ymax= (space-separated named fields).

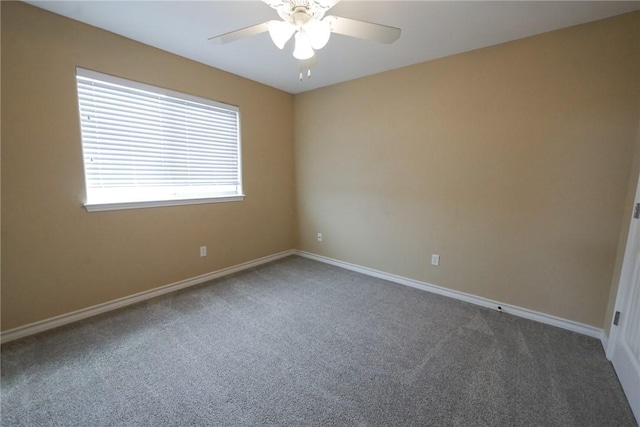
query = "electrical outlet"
xmin=431 ymin=254 xmax=440 ymax=266
xmin=317 ymin=232 xmax=323 ymax=242
xmin=200 ymin=246 xmax=207 ymax=257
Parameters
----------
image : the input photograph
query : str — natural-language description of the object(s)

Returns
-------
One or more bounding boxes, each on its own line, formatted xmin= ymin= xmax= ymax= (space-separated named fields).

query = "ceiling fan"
xmin=209 ymin=0 xmax=401 ymax=80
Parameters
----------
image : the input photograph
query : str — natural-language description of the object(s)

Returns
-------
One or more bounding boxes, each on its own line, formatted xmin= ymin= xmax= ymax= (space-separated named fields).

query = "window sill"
xmin=84 ymin=195 xmax=245 ymax=212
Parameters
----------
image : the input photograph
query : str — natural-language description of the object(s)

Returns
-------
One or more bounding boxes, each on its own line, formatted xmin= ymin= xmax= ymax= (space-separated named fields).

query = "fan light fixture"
xmin=267 ymin=21 xmax=295 ymax=49
xmin=293 ymin=31 xmax=315 ymax=60
xmin=268 ymin=6 xmax=332 ymax=60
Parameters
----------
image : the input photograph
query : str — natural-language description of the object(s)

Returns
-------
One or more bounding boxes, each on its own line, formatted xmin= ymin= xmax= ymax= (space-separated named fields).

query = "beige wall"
xmin=295 ymin=12 xmax=640 ymax=328
xmin=1 ymin=2 xmax=295 ymax=331
xmin=3 ymin=2 xmax=639 ymax=333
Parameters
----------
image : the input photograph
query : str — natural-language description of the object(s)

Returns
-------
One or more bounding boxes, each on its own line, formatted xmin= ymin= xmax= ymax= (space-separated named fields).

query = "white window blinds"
xmin=76 ymin=68 xmax=242 ymax=211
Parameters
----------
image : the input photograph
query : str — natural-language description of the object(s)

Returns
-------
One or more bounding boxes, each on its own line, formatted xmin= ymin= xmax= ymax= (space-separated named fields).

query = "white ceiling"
xmin=26 ymin=1 xmax=640 ymax=94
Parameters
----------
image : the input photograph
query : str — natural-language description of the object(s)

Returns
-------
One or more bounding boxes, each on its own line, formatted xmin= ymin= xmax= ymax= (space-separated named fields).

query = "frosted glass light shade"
xmin=268 ymin=20 xmax=295 ymax=49
xmin=293 ymin=32 xmax=315 ymax=60
xmin=305 ymin=19 xmax=331 ymax=50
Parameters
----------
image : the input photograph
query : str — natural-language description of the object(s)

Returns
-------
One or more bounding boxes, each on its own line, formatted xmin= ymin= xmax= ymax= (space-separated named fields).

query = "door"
xmin=608 ymin=174 xmax=640 ymax=422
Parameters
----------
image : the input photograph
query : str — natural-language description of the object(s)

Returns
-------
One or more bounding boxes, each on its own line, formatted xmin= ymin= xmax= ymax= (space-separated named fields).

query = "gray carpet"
xmin=1 ymin=256 xmax=636 ymax=426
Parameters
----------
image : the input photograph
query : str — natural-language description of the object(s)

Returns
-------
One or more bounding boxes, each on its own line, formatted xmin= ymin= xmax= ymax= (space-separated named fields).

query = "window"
xmin=76 ymin=68 xmax=243 ymax=212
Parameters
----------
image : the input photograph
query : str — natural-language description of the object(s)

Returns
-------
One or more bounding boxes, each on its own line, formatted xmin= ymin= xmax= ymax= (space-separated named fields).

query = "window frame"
xmin=75 ymin=68 xmax=244 ymax=212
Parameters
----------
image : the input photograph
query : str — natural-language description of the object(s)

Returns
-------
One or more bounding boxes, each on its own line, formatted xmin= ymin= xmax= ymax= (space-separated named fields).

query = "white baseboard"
xmin=2 ymin=249 xmax=605 ymax=345
xmin=295 ymin=250 xmax=604 ymax=340
xmin=0 ymin=250 xmax=296 ymax=344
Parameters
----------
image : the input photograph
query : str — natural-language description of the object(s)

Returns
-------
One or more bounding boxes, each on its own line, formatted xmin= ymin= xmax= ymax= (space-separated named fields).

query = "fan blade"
xmin=208 ymin=21 xmax=271 ymax=44
xmin=325 ymin=16 xmax=400 ymax=44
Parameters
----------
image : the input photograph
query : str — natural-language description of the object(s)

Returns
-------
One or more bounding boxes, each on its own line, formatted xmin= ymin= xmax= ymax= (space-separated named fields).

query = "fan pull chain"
xmin=299 ymin=67 xmax=311 ymax=81
xmin=298 ymin=69 xmax=311 ymax=81
xmin=298 ymin=57 xmax=316 ymax=82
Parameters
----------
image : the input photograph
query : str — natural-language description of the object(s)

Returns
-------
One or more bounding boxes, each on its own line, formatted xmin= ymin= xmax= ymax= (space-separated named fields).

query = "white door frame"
xmin=606 ymin=172 xmax=640 ymax=360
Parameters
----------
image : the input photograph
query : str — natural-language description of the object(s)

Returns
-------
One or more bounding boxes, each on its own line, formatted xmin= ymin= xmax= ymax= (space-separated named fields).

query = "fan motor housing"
xmin=276 ymin=0 xmax=328 ymax=22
